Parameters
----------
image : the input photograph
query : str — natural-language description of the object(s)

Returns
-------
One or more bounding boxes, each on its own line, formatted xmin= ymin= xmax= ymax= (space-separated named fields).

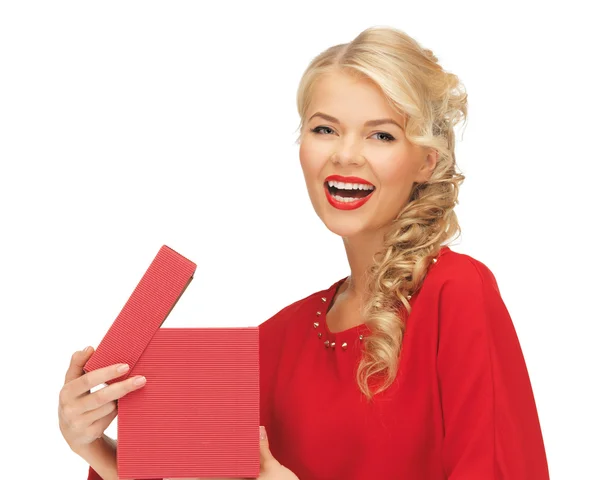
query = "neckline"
xmin=319 ymin=245 xmax=451 ymax=341
xmin=321 ymin=276 xmax=370 ymax=341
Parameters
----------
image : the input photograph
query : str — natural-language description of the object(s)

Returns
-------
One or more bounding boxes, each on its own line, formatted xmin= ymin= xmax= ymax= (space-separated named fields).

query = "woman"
xmin=58 ymin=26 xmax=550 ymax=479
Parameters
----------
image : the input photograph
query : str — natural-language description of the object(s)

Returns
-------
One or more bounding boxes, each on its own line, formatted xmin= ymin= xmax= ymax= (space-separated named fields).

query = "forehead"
xmin=307 ymin=71 xmax=402 ymax=123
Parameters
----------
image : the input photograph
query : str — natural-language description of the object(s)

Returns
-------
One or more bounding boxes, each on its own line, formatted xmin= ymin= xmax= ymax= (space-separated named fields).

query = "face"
xmin=299 ymin=71 xmax=437 ymax=239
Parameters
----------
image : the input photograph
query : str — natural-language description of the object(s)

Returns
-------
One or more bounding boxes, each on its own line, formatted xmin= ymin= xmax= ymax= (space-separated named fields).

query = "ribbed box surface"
xmin=83 ymin=245 xmax=196 ymax=383
xmin=82 ymin=245 xmax=260 ymax=478
xmin=117 ymin=328 xmax=260 ymax=479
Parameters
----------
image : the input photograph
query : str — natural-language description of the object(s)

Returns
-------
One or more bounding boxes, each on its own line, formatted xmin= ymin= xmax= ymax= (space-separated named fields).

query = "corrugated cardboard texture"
xmin=117 ymin=327 xmax=260 ymax=479
xmin=83 ymin=245 xmax=196 ymax=383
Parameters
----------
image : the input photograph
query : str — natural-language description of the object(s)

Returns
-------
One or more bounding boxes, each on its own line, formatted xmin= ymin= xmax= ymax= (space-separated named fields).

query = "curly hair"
xmin=294 ymin=26 xmax=468 ymax=400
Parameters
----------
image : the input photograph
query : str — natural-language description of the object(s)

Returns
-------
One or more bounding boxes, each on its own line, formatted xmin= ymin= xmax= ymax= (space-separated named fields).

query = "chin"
xmin=320 ymin=215 xmax=372 ymax=239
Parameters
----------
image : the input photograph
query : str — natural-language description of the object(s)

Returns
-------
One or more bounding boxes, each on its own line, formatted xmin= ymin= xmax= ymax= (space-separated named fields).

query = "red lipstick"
xmin=325 ymin=175 xmax=374 ymax=186
xmin=323 ymin=175 xmax=376 ymax=211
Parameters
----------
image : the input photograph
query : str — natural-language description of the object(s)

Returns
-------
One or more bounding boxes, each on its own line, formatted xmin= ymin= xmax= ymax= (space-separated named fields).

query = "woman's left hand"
xmin=257 ymin=425 xmax=299 ymax=480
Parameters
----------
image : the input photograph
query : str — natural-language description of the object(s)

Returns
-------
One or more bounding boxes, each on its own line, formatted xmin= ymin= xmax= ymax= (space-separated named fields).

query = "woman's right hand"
xmin=58 ymin=346 xmax=147 ymax=455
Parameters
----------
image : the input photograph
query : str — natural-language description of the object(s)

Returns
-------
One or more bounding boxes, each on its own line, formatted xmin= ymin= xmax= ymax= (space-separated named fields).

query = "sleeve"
xmin=436 ymin=259 xmax=550 ymax=479
xmin=87 ymin=467 xmax=100 ymax=480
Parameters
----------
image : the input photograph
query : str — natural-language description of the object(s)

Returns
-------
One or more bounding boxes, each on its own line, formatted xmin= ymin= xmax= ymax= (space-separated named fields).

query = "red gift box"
xmin=83 ymin=245 xmax=260 ymax=479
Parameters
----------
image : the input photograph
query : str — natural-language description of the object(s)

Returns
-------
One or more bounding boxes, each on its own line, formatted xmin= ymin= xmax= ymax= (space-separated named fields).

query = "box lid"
xmin=83 ymin=245 xmax=196 ymax=384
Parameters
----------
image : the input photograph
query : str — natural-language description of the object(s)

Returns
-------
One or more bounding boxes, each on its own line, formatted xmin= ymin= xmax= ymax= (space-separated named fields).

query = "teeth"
xmin=333 ymin=194 xmax=361 ymax=203
xmin=327 ymin=180 xmax=374 ymax=191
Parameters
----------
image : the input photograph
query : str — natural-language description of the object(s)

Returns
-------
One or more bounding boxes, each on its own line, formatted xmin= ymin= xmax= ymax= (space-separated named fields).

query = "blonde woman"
xmin=59 ymin=26 xmax=550 ymax=480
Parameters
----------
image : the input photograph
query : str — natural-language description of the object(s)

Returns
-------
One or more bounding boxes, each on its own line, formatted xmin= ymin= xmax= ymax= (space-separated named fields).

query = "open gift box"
xmin=83 ymin=245 xmax=260 ymax=479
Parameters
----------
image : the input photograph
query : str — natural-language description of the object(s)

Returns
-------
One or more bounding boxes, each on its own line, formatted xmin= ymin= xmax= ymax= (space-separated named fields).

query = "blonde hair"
xmin=294 ymin=26 xmax=468 ymax=400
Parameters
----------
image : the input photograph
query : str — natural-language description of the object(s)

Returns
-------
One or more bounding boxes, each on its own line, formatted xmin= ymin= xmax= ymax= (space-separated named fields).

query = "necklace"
xmin=312 ymin=294 xmax=359 ymax=351
xmin=314 ymin=254 xmax=440 ymax=351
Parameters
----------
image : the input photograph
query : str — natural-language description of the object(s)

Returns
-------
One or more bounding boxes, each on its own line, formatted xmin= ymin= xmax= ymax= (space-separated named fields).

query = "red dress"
xmin=88 ymin=246 xmax=550 ymax=479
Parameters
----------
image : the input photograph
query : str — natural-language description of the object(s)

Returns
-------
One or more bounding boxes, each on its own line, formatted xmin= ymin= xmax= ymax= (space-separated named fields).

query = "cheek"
xmin=299 ymin=140 xmax=325 ymax=179
xmin=375 ymin=155 xmax=417 ymax=198
xmin=377 ymin=157 xmax=415 ymax=212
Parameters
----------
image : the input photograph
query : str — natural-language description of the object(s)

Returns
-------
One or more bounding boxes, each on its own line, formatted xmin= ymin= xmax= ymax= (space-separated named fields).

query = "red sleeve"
xmin=436 ymin=258 xmax=550 ymax=479
xmin=87 ymin=467 xmax=100 ymax=480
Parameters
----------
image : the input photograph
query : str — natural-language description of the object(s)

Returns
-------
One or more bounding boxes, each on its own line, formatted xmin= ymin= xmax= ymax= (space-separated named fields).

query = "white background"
xmin=1 ymin=1 xmax=598 ymax=478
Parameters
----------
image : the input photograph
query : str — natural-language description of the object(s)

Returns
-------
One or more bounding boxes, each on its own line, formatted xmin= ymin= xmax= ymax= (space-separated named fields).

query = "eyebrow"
xmin=307 ymin=112 xmax=404 ymax=130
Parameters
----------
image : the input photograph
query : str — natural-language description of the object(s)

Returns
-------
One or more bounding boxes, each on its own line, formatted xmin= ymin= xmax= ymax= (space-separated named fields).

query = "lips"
xmin=324 ymin=175 xmax=375 ymax=187
xmin=323 ymin=175 xmax=376 ymax=211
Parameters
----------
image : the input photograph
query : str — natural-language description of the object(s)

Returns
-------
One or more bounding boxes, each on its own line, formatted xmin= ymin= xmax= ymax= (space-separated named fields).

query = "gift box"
xmin=83 ymin=245 xmax=260 ymax=479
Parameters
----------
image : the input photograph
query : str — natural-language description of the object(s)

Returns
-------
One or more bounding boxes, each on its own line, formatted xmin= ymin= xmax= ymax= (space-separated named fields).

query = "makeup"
xmin=324 ymin=174 xmax=376 ymax=210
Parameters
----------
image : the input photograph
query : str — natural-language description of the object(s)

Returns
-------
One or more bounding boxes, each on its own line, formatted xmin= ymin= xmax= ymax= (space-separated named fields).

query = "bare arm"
xmin=75 ymin=435 xmax=118 ymax=480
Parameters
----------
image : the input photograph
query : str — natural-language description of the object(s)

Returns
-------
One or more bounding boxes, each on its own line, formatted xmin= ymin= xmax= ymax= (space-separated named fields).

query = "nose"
xmin=331 ymin=137 xmax=366 ymax=167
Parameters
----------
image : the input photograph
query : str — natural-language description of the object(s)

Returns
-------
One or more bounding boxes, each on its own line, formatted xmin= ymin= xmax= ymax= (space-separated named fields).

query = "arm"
xmin=85 ymin=436 xmax=162 ymax=480
xmin=80 ymin=435 xmax=117 ymax=480
xmin=436 ymin=259 xmax=550 ymax=479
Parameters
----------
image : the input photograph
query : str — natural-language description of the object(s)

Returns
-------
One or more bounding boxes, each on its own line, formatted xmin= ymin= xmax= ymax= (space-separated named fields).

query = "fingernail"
xmin=83 ymin=346 xmax=91 ymax=354
xmin=116 ymin=364 xmax=130 ymax=373
xmin=133 ymin=376 xmax=146 ymax=386
xmin=259 ymin=426 xmax=267 ymax=440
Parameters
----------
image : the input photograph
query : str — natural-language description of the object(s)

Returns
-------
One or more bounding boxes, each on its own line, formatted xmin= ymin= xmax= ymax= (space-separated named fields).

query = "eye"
xmin=310 ymin=126 xmax=395 ymax=143
xmin=311 ymin=126 xmax=335 ymax=135
xmin=371 ymin=132 xmax=395 ymax=142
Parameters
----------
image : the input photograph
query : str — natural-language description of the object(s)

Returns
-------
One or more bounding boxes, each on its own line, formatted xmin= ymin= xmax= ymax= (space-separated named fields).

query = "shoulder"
xmin=258 ymin=278 xmax=343 ymax=379
xmin=413 ymin=246 xmax=506 ymax=329
xmin=424 ymin=245 xmax=501 ymax=299
xmin=422 ymin=246 xmax=511 ymax=341
xmin=259 ymin=277 xmax=345 ymax=338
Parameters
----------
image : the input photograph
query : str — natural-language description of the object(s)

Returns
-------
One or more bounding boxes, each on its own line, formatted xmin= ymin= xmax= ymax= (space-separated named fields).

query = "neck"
xmin=341 ymin=228 xmax=387 ymax=304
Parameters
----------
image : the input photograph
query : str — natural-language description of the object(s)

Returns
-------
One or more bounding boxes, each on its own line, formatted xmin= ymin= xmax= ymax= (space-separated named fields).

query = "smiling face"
xmin=299 ymin=71 xmax=437 ymax=239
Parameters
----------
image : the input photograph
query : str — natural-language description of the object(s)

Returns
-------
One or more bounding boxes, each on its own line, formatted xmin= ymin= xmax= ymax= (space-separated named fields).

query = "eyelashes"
xmin=310 ymin=126 xmax=396 ymax=143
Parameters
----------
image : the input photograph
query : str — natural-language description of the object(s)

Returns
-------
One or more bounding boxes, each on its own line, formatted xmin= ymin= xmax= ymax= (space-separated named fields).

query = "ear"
xmin=416 ymin=148 xmax=439 ymax=183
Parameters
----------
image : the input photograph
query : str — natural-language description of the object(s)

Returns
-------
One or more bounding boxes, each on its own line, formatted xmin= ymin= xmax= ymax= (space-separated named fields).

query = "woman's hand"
xmin=257 ymin=426 xmax=299 ymax=480
xmin=58 ymin=346 xmax=147 ymax=455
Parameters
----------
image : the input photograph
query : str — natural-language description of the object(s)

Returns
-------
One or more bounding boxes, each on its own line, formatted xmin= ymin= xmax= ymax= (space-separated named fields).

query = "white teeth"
xmin=333 ymin=194 xmax=361 ymax=203
xmin=327 ymin=180 xmax=374 ymax=191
